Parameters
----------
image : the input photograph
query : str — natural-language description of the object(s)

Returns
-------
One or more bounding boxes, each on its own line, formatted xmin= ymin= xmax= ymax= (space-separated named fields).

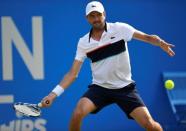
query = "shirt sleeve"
xmin=116 ymin=22 xmax=136 ymax=42
xmin=75 ymin=39 xmax=87 ymax=62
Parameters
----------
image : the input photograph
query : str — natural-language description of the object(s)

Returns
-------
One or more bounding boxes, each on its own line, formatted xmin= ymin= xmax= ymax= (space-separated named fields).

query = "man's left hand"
xmin=160 ymin=41 xmax=175 ymax=57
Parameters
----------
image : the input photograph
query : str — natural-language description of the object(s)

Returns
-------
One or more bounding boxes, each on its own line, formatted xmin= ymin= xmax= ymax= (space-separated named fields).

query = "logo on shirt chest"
xmin=110 ymin=36 xmax=115 ymax=39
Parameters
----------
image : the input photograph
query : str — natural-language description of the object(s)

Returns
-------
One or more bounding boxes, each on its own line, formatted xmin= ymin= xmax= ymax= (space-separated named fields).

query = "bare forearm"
xmin=135 ymin=32 xmax=163 ymax=46
xmin=49 ymin=60 xmax=82 ymax=96
xmin=47 ymin=72 xmax=76 ymax=97
xmin=133 ymin=31 xmax=175 ymax=57
xmin=41 ymin=60 xmax=82 ymax=107
xmin=59 ymin=72 xmax=77 ymax=89
xmin=143 ymin=34 xmax=163 ymax=46
xmin=133 ymin=31 xmax=163 ymax=46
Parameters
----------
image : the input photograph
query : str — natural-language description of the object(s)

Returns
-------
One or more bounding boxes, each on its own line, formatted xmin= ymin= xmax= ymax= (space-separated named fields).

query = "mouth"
xmin=91 ymin=21 xmax=104 ymax=29
xmin=94 ymin=23 xmax=100 ymax=27
xmin=93 ymin=20 xmax=102 ymax=24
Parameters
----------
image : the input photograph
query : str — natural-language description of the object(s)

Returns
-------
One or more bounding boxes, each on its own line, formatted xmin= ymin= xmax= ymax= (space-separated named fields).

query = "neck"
xmin=92 ymin=28 xmax=104 ymax=34
xmin=91 ymin=28 xmax=104 ymax=41
xmin=89 ymin=22 xmax=106 ymax=42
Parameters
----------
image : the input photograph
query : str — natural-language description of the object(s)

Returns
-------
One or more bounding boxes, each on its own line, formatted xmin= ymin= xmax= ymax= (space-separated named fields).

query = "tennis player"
xmin=41 ymin=1 xmax=175 ymax=131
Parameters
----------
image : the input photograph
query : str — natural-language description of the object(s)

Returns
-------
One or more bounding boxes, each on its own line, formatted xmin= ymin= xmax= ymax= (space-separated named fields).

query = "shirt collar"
xmin=89 ymin=22 xmax=108 ymax=43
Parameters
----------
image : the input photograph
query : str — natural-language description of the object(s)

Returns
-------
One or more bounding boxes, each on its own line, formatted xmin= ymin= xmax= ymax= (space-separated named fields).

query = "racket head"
xmin=13 ymin=102 xmax=41 ymax=117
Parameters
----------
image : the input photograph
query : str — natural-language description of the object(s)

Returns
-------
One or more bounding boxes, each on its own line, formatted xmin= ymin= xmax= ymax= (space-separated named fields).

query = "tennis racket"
xmin=13 ymin=101 xmax=49 ymax=117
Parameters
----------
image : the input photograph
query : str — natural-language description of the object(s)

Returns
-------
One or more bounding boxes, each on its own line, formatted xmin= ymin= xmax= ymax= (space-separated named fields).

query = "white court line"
xmin=0 ymin=95 xmax=14 ymax=104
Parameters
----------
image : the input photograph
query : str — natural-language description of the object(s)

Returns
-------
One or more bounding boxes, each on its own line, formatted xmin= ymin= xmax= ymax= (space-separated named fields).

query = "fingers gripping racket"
xmin=13 ymin=101 xmax=49 ymax=117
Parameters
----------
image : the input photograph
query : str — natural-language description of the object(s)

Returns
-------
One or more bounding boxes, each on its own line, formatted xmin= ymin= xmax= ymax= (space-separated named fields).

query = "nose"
xmin=93 ymin=16 xmax=100 ymax=23
xmin=95 ymin=15 xmax=99 ymax=20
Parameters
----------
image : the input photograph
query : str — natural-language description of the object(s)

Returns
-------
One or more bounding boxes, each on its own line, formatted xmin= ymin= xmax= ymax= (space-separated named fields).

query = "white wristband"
xmin=52 ymin=85 xmax=64 ymax=97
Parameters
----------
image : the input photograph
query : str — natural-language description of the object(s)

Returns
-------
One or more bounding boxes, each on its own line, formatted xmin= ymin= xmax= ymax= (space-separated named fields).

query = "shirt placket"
xmin=98 ymin=31 xmax=107 ymax=46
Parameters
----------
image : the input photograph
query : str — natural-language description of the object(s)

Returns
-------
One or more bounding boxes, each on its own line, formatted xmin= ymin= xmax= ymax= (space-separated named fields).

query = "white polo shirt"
xmin=75 ymin=22 xmax=136 ymax=89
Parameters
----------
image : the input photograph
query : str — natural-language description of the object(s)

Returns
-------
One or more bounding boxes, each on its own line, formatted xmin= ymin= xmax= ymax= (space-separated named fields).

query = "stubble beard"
xmin=92 ymin=21 xmax=105 ymax=31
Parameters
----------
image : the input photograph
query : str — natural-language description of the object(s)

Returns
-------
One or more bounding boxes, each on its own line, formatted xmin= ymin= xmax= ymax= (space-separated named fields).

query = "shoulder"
xmin=77 ymin=33 xmax=89 ymax=48
xmin=107 ymin=22 xmax=134 ymax=31
xmin=113 ymin=22 xmax=133 ymax=29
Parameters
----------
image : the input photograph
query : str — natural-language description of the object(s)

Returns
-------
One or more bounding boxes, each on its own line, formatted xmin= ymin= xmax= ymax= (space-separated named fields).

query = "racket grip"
xmin=38 ymin=100 xmax=50 ymax=107
xmin=45 ymin=100 xmax=50 ymax=104
xmin=38 ymin=103 xmax=42 ymax=107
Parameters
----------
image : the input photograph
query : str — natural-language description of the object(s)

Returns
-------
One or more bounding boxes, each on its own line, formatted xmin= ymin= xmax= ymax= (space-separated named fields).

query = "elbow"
xmin=69 ymin=72 xmax=78 ymax=81
xmin=145 ymin=34 xmax=158 ymax=40
xmin=151 ymin=35 xmax=160 ymax=40
xmin=145 ymin=34 xmax=161 ymax=45
xmin=71 ymin=74 xmax=78 ymax=80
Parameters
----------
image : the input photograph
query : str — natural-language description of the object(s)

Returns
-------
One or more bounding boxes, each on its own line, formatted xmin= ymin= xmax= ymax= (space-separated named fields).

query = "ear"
xmin=103 ymin=11 xmax=106 ymax=20
xmin=85 ymin=15 xmax=88 ymax=19
xmin=103 ymin=11 xmax=106 ymax=18
xmin=85 ymin=15 xmax=90 ymax=23
xmin=85 ymin=15 xmax=89 ymax=21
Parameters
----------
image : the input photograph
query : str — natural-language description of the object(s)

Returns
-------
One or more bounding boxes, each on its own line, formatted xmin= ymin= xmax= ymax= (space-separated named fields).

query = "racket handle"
xmin=38 ymin=100 xmax=50 ymax=107
xmin=38 ymin=103 xmax=42 ymax=107
xmin=45 ymin=100 xmax=50 ymax=104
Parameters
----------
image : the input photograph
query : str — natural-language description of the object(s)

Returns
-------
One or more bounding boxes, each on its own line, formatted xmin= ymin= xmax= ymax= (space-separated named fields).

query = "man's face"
xmin=86 ymin=11 xmax=106 ymax=30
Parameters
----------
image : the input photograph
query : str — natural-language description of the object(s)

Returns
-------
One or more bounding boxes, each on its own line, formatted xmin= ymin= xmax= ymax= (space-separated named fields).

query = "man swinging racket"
xmin=41 ymin=1 xmax=175 ymax=131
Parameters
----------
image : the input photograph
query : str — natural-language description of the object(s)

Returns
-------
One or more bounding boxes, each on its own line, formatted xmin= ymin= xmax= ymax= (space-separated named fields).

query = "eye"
xmin=98 ymin=13 xmax=102 ymax=16
xmin=89 ymin=14 xmax=95 ymax=18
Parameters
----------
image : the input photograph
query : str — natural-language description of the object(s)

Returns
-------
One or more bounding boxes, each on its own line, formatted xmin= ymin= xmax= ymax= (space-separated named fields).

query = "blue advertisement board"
xmin=0 ymin=0 xmax=186 ymax=130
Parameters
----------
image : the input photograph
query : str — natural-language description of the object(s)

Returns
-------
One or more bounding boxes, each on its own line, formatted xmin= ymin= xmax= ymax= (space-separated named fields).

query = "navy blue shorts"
xmin=82 ymin=83 xmax=145 ymax=119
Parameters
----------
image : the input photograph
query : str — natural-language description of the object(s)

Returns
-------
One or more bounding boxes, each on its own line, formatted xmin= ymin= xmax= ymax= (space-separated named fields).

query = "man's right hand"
xmin=41 ymin=92 xmax=57 ymax=107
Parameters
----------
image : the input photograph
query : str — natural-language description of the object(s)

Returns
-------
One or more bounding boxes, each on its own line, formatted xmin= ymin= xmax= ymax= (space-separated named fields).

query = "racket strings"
xmin=13 ymin=102 xmax=41 ymax=117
